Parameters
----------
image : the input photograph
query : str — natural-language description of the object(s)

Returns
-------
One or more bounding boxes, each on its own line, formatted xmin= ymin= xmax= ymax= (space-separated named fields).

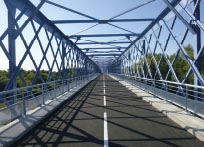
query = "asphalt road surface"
xmin=11 ymin=75 xmax=204 ymax=147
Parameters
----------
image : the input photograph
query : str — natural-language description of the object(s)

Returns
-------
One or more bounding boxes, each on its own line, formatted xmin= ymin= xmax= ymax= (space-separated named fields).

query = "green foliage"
xmin=0 ymin=68 xmax=81 ymax=92
xmin=170 ymin=44 xmax=194 ymax=83
xmin=131 ymin=44 xmax=203 ymax=84
xmin=0 ymin=70 xmax=9 ymax=91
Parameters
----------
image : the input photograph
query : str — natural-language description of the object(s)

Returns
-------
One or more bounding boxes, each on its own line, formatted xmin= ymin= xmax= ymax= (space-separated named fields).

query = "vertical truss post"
xmin=8 ymin=3 xmax=17 ymax=104
xmin=62 ymin=41 xmax=66 ymax=91
xmin=84 ymin=57 xmax=88 ymax=77
xmin=142 ymin=40 xmax=147 ymax=79
xmin=75 ymin=50 xmax=79 ymax=86
xmin=193 ymin=0 xmax=201 ymax=99
xmin=121 ymin=58 xmax=125 ymax=75
xmin=121 ymin=59 xmax=123 ymax=75
xmin=76 ymin=50 xmax=79 ymax=78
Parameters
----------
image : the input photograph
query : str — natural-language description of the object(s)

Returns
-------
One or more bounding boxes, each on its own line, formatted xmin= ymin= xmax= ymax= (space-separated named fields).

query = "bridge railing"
xmin=112 ymin=73 xmax=204 ymax=118
xmin=0 ymin=74 xmax=98 ymax=126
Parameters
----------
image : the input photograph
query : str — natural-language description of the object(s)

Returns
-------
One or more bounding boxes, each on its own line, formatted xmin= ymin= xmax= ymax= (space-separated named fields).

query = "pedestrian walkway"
xmin=11 ymin=75 xmax=204 ymax=147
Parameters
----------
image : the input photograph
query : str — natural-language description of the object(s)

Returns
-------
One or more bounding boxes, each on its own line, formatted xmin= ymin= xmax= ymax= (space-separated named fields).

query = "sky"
xmin=0 ymin=0 xmax=204 ymax=71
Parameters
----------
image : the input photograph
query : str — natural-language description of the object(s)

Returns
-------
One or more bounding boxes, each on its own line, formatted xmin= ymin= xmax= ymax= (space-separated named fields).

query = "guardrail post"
xmin=54 ymin=81 xmax=56 ymax=99
xmin=22 ymin=89 xmax=26 ymax=116
xmin=68 ymin=79 xmax=70 ymax=91
xmin=42 ymin=84 xmax=45 ymax=105
xmin=145 ymin=79 xmax=147 ymax=91
xmin=62 ymin=80 xmax=65 ymax=93
xmin=75 ymin=77 xmax=78 ymax=87
xmin=186 ymin=86 xmax=188 ymax=111
xmin=153 ymin=80 xmax=156 ymax=95
xmin=166 ymin=83 xmax=168 ymax=101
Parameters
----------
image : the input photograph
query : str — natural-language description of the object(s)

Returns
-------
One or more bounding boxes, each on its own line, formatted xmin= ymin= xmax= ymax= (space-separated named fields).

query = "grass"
xmin=0 ymin=103 xmax=7 ymax=109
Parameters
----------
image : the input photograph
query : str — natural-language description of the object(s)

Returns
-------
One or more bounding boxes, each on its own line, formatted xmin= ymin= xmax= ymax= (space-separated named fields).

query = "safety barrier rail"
xmin=0 ymin=74 xmax=98 ymax=126
xmin=112 ymin=74 xmax=204 ymax=118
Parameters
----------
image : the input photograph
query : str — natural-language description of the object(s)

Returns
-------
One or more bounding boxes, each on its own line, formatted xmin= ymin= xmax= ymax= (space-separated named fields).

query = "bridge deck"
xmin=11 ymin=75 xmax=204 ymax=147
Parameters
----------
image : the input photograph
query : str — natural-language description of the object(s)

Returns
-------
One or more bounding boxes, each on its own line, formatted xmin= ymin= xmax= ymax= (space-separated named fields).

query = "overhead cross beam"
xmin=52 ymin=19 xmax=154 ymax=24
xmin=81 ymin=47 xmax=126 ymax=50
xmin=88 ymin=54 xmax=120 ymax=57
xmin=77 ymin=41 xmax=131 ymax=45
xmin=70 ymin=33 xmax=140 ymax=38
xmin=118 ymin=0 xmax=181 ymax=58
xmin=86 ymin=50 xmax=122 ymax=53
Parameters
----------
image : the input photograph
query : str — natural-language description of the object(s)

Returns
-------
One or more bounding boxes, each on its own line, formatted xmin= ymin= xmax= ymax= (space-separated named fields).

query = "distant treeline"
xmin=1 ymin=44 xmax=204 ymax=92
xmin=0 ymin=68 xmax=82 ymax=92
xmin=126 ymin=44 xmax=204 ymax=84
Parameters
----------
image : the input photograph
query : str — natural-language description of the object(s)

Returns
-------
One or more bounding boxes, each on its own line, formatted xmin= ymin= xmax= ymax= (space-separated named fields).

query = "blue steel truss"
xmin=108 ymin=0 xmax=204 ymax=96
xmin=0 ymin=0 xmax=204 ymax=103
xmin=0 ymin=0 xmax=100 ymax=93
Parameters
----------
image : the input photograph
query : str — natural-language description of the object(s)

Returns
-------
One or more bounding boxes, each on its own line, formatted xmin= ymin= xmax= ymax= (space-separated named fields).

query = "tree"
xmin=169 ymin=44 xmax=194 ymax=84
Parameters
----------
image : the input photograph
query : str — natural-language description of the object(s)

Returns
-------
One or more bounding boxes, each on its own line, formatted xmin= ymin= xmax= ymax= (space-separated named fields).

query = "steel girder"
xmin=0 ymin=0 xmax=100 ymax=104
xmin=108 ymin=0 xmax=204 ymax=96
xmin=41 ymin=0 xmax=157 ymax=64
xmin=52 ymin=19 xmax=154 ymax=24
xmin=70 ymin=34 xmax=140 ymax=38
xmin=0 ymin=0 xmax=203 ymax=101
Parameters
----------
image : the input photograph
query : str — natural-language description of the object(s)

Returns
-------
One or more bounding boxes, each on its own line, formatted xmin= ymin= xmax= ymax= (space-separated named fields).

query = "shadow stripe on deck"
xmin=11 ymin=75 xmax=204 ymax=147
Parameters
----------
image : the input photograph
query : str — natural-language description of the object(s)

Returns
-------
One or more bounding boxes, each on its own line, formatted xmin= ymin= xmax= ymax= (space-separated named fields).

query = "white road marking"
xmin=103 ymin=76 xmax=108 ymax=147
xmin=104 ymin=112 xmax=109 ymax=147
xmin=104 ymin=96 xmax=106 ymax=106
xmin=103 ymin=75 xmax=106 ymax=106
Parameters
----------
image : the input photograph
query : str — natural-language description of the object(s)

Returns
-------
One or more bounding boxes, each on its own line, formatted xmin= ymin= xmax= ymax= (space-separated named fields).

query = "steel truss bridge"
xmin=0 ymin=0 xmax=204 ymax=146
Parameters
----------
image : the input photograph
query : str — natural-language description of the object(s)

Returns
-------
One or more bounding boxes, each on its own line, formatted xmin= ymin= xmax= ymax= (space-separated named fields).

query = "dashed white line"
xmin=103 ymin=75 xmax=106 ymax=106
xmin=103 ymin=75 xmax=108 ymax=147
xmin=104 ymin=96 xmax=106 ymax=106
xmin=104 ymin=112 xmax=109 ymax=147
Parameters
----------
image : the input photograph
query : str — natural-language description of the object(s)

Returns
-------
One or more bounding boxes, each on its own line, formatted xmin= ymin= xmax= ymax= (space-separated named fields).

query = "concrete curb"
xmin=0 ymin=77 xmax=98 ymax=147
xmin=110 ymin=75 xmax=204 ymax=142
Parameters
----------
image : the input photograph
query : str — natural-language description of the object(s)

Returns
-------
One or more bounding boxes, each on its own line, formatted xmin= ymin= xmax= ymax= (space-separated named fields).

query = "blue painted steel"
xmin=5 ymin=1 xmax=45 ymax=90
xmin=118 ymin=0 xmax=181 ymax=57
xmin=151 ymin=27 xmax=179 ymax=83
xmin=13 ymin=0 xmax=47 ymax=39
xmin=86 ymin=51 xmax=122 ymax=53
xmin=109 ymin=0 xmax=155 ymax=20
xmin=7 ymin=1 xmax=17 ymax=103
xmin=108 ymin=0 xmax=204 ymax=99
xmin=45 ymin=0 xmax=98 ymax=21
xmin=0 ymin=0 xmax=203 ymax=106
xmin=52 ymin=19 xmax=154 ymax=24
xmin=70 ymin=34 xmax=140 ymax=38
xmin=7 ymin=0 xmax=67 ymax=40
xmin=162 ymin=19 xmax=204 ymax=86
xmin=81 ymin=47 xmax=126 ymax=50
xmin=0 ymin=0 xmax=100 ymax=104
xmin=88 ymin=54 xmax=120 ymax=57
xmin=162 ymin=0 xmax=195 ymax=35
xmin=107 ymin=23 xmax=138 ymax=35
xmin=77 ymin=41 xmax=131 ymax=45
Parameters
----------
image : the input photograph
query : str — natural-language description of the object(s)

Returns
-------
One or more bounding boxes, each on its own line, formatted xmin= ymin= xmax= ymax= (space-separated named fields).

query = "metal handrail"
xmin=112 ymin=73 xmax=204 ymax=118
xmin=123 ymin=74 xmax=204 ymax=89
xmin=0 ymin=73 xmax=98 ymax=126
xmin=0 ymin=74 xmax=96 ymax=108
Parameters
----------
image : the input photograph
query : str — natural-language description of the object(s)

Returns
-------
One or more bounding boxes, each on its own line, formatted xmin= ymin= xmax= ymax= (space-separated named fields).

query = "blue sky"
xmin=39 ymin=0 xmax=165 ymax=36
xmin=0 ymin=0 xmax=204 ymax=70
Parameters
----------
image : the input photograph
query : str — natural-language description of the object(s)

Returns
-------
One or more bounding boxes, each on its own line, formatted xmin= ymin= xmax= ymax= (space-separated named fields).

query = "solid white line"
xmin=104 ymin=112 xmax=109 ymax=147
